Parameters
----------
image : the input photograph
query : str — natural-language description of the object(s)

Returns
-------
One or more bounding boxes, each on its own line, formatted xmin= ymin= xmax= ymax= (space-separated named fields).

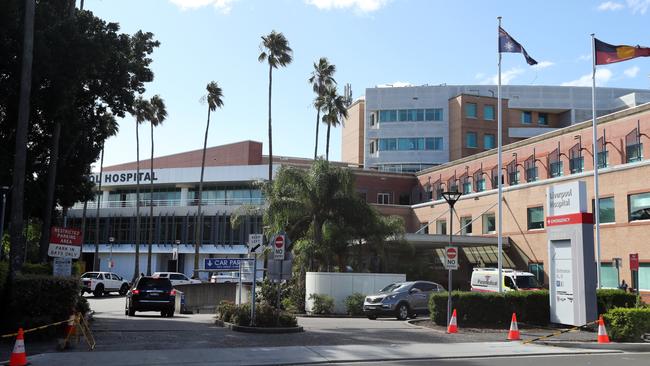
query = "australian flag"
xmin=499 ymin=27 xmax=538 ymax=65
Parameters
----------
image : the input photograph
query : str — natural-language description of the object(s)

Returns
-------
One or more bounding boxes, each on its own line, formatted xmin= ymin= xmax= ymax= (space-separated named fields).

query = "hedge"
xmin=0 ymin=261 xmax=7 ymax=297
xmin=596 ymin=289 xmax=638 ymax=314
xmin=216 ymin=301 xmax=297 ymax=328
xmin=603 ymin=308 xmax=650 ymax=342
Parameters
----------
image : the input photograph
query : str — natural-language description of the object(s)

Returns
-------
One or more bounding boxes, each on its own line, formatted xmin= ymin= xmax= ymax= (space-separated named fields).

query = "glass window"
xmin=463 ymin=181 xmax=472 ymax=194
xmin=591 ymin=197 xmax=615 ymax=224
xmin=570 ymin=157 xmax=584 ymax=174
xmin=538 ymin=113 xmax=548 ymax=125
xmin=466 ymin=132 xmax=477 ymax=148
xmin=482 ymin=213 xmax=495 ymax=234
xmin=420 ymin=222 xmax=429 ymax=234
xmin=425 ymin=108 xmax=443 ymax=121
xmin=425 ymin=137 xmax=443 ymax=150
xmin=475 ymin=178 xmax=486 ymax=192
xmin=528 ymin=263 xmax=544 ymax=286
xmin=600 ymin=263 xmax=619 ymax=289
xmin=436 ymin=220 xmax=447 ymax=235
xmin=461 ymin=216 xmax=472 ymax=235
xmin=398 ymin=138 xmax=425 ymax=151
xmin=550 ymin=161 xmax=563 ymax=178
xmin=508 ymin=168 xmax=520 ymax=185
xmin=483 ymin=134 xmax=495 ymax=149
xmin=378 ymin=139 xmax=397 ymax=151
xmin=377 ymin=192 xmax=392 ymax=205
xmin=466 ymin=103 xmax=477 ymax=118
xmin=398 ymin=109 xmax=409 ymax=122
xmin=597 ymin=150 xmax=609 ymax=169
xmin=626 ymin=143 xmax=643 ymax=163
xmin=527 ymin=206 xmax=544 ymax=230
xmin=639 ymin=263 xmax=650 ymax=291
xmin=629 ymin=192 xmax=650 ymax=222
xmin=521 ymin=111 xmax=532 ymax=124
xmin=379 ymin=110 xmax=397 ymax=122
xmin=483 ymin=105 xmax=495 ymax=120
xmin=369 ymin=113 xmax=376 ymax=126
xmin=526 ymin=165 xmax=538 ymax=182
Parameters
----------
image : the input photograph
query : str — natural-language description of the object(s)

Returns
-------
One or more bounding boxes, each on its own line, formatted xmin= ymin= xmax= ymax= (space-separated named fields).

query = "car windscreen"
xmin=81 ymin=272 xmax=100 ymax=279
xmin=379 ymin=283 xmax=409 ymax=293
xmin=136 ymin=278 xmax=172 ymax=290
xmin=515 ymin=275 xmax=540 ymax=289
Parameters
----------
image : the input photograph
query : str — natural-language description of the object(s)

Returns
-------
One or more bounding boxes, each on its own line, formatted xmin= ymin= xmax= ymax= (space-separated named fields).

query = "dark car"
xmin=363 ymin=281 xmax=445 ymax=320
xmin=125 ymin=276 xmax=176 ymax=317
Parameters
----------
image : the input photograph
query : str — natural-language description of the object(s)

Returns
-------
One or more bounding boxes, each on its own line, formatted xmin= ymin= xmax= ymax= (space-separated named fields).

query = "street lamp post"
xmin=442 ymin=190 xmax=462 ymax=328
xmin=174 ymin=239 xmax=181 ymax=273
xmin=108 ymin=236 xmax=115 ymax=270
xmin=0 ymin=186 xmax=9 ymax=260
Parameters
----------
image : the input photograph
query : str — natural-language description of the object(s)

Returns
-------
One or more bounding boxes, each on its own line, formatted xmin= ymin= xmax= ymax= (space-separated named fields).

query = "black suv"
xmin=125 ymin=276 xmax=176 ymax=317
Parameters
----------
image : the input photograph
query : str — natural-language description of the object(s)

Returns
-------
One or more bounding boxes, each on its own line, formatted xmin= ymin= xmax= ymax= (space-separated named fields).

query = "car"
xmin=80 ymin=271 xmax=130 ymax=297
xmin=363 ymin=281 xmax=445 ymax=320
xmin=210 ymin=272 xmax=239 ymax=283
xmin=125 ymin=276 xmax=176 ymax=317
xmin=152 ymin=272 xmax=202 ymax=286
xmin=470 ymin=268 xmax=541 ymax=292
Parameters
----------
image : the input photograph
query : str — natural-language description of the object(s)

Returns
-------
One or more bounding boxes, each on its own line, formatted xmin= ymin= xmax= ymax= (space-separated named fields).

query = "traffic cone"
xmin=9 ymin=328 xmax=27 ymax=366
xmin=447 ymin=309 xmax=458 ymax=334
xmin=597 ymin=316 xmax=610 ymax=344
xmin=65 ymin=313 xmax=76 ymax=338
xmin=507 ymin=313 xmax=520 ymax=340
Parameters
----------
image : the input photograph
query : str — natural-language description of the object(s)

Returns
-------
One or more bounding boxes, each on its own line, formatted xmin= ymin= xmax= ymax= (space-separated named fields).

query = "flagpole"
xmin=497 ymin=16 xmax=503 ymax=293
xmin=591 ymin=33 xmax=602 ymax=289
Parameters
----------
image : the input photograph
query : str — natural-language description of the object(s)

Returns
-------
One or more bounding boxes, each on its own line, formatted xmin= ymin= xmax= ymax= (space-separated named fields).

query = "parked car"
xmin=210 ymin=272 xmax=239 ymax=283
xmin=363 ymin=281 xmax=445 ymax=320
xmin=80 ymin=271 xmax=130 ymax=297
xmin=470 ymin=268 xmax=541 ymax=292
xmin=125 ymin=276 xmax=176 ymax=317
xmin=152 ymin=272 xmax=201 ymax=286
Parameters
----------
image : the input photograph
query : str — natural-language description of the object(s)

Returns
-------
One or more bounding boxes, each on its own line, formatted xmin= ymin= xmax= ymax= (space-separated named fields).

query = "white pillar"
xmin=180 ymin=187 xmax=189 ymax=207
xmin=102 ymin=190 xmax=110 ymax=208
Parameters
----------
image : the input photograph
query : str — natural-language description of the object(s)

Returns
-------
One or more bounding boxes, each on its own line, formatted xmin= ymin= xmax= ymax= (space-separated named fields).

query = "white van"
xmin=470 ymin=268 xmax=541 ymax=292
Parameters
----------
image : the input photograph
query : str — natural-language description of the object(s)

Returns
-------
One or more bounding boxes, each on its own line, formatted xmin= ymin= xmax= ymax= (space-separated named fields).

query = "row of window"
xmin=464 ymin=103 xmax=549 ymax=126
xmin=372 ymin=137 xmax=444 ymax=152
xmin=466 ymin=132 xmax=495 ymax=149
xmin=376 ymin=108 xmax=444 ymax=123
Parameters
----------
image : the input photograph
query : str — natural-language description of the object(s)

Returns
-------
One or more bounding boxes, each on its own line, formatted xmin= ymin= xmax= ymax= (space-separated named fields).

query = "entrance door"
xmin=550 ymin=240 xmax=574 ymax=324
xmin=167 ymin=260 xmax=178 ymax=272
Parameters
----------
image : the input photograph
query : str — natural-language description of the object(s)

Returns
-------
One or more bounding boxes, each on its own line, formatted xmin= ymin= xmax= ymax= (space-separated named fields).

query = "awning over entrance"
xmin=81 ymin=244 xmax=248 ymax=255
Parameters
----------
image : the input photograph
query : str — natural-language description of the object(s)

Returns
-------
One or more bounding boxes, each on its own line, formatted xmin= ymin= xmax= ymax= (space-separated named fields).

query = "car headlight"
xmin=386 ymin=294 xmax=398 ymax=301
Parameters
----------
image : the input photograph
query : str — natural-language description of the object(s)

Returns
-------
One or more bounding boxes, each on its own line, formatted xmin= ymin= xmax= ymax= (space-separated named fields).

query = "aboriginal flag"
xmin=499 ymin=27 xmax=538 ymax=65
xmin=595 ymin=38 xmax=650 ymax=65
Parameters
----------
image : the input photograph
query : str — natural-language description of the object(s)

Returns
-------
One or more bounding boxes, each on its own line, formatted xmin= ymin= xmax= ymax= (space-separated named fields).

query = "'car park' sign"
xmin=444 ymin=246 xmax=459 ymax=270
xmin=47 ymin=226 xmax=82 ymax=259
xmin=204 ymin=258 xmax=243 ymax=271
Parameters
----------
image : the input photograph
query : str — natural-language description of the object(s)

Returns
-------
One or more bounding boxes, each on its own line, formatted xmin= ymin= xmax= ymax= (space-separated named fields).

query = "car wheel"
xmin=396 ymin=303 xmax=409 ymax=320
xmin=93 ymin=284 xmax=104 ymax=297
xmin=367 ymin=315 xmax=377 ymax=320
xmin=119 ymin=284 xmax=129 ymax=296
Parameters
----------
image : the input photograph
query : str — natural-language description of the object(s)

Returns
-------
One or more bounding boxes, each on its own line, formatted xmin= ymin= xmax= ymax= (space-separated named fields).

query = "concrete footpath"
xmin=24 ymin=341 xmax=619 ymax=366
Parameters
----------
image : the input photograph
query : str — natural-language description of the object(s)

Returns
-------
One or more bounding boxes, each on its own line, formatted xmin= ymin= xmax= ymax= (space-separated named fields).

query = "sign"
xmin=547 ymin=181 xmax=587 ymax=217
xmin=204 ymin=258 xmax=243 ymax=271
xmin=108 ymin=259 xmax=115 ymax=269
xmin=444 ymin=246 xmax=458 ymax=270
xmin=630 ymin=253 xmax=639 ymax=271
xmin=48 ymin=227 xmax=82 ymax=259
xmin=172 ymin=247 xmax=178 ymax=261
xmin=53 ymin=257 xmax=72 ymax=277
xmin=273 ymin=235 xmax=285 ymax=260
xmin=248 ymin=234 xmax=263 ymax=248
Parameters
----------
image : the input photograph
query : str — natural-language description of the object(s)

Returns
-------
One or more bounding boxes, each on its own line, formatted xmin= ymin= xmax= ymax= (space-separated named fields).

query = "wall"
xmin=342 ymin=99 xmax=365 ymax=166
xmin=175 ymin=283 xmax=236 ymax=313
xmin=305 ymin=272 xmax=406 ymax=314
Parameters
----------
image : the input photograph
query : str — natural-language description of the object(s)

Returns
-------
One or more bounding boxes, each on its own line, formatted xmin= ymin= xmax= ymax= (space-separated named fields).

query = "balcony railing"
xmin=71 ymin=197 xmax=265 ymax=210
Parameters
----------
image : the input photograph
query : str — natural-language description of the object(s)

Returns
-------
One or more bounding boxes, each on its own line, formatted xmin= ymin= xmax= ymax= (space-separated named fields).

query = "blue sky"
xmin=86 ymin=0 xmax=650 ymax=167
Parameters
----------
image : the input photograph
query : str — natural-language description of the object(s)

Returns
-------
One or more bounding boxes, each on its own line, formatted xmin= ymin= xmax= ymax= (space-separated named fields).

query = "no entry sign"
xmin=48 ymin=227 xmax=82 ymax=259
xmin=444 ymin=246 xmax=459 ymax=270
xmin=274 ymin=235 xmax=285 ymax=260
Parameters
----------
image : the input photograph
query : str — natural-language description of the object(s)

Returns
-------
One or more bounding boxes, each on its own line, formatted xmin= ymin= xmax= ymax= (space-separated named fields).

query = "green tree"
xmin=146 ymin=95 xmax=167 ymax=275
xmin=321 ymin=86 xmax=348 ymax=161
xmin=193 ymin=81 xmax=224 ymax=274
xmin=258 ymin=30 xmax=292 ymax=182
xmin=308 ymin=58 xmax=336 ymax=160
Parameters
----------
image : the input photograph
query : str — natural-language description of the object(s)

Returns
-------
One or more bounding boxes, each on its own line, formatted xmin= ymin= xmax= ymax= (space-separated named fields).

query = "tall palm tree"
xmin=193 ymin=82 xmax=224 ymax=275
xmin=131 ymin=96 xmax=153 ymax=281
xmin=321 ymin=86 xmax=349 ymax=161
xmin=308 ymin=58 xmax=336 ymax=160
xmin=146 ymin=95 xmax=167 ymax=275
xmin=258 ymin=30 xmax=292 ymax=182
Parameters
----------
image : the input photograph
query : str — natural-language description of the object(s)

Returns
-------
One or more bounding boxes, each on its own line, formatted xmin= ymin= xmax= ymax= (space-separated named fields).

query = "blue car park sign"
xmin=204 ymin=258 xmax=242 ymax=271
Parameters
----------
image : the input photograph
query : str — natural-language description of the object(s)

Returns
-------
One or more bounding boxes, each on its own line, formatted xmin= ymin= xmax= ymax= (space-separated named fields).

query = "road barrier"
xmin=522 ymin=319 xmax=599 ymax=344
xmin=1 ymin=313 xmax=95 ymax=351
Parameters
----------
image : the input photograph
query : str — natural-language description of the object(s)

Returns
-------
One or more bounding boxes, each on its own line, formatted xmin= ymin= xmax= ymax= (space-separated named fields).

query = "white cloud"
xmin=480 ymin=67 xmax=524 ymax=85
xmin=597 ymin=1 xmax=624 ymax=11
xmin=531 ymin=60 xmax=555 ymax=70
xmin=169 ymin=0 xmax=238 ymax=13
xmin=624 ymin=65 xmax=640 ymax=78
xmin=305 ymin=0 xmax=390 ymax=12
xmin=627 ymin=0 xmax=650 ymax=14
xmin=577 ymin=53 xmax=592 ymax=62
xmin=561 ymin=68 xmax=613 ymax=87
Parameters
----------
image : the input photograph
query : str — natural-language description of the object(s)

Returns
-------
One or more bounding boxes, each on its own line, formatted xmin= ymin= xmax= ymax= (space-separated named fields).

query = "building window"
xmin=597 ymin=150 xmax=609 ymax=169
xmin=508 ymin=163 xmax=519 ymax=185
xmin=527 ymin=206 xmax=545 ymax=230
xmin=426 ymin=137 xmax=444 ymax=151
xmin=521 ymin=111 xmax=532 ymax=124
xmin=369 ymin=113 xmax=376 ymax=126
xmin=466 ymin=103 xmax=477 ymax=118
xmin=377 ymin=192 xmax=392 ymax=205
xmin=483 ymin=134 xmax=495 ymax=149
xmin=570 ymin=156 xmax=584 ymax=174
xmin=425 ymin=108 xmax=443 ymax=121
xmin=378 ymin=138 xmax=397 ymax=151
xmin=592 ymin=197 xmax=615 ymax=224
xmin=398 ymin=138 xmax=424 ymax=150
xmin=484 ymin=105 xmax=495 ymax=120
xmin=626 ymin=142 xmax=643 ymax=163
xmin=528 ymin=263 xmax=544 ymax=286
xmin=550 ymin=161 xmax=563 ymax=178
xmin=369 ymin=140 xmax=376 ymax=154
xmin=463 ymin=180 xmax=472 ymax=194
xmin=461 ymin=216 xmax=472 ymax=235
xmin=628 ymin=192 xmax=650 ymax=222
xmin=525 ymin=158 xmax=538 ymax=182
xmin=638 ymin=263 xmax=650 ymax=291
xmin=436 ymin=220 xmax=447 ymax=235
xmin=420 ymin=222 xmax=429 ymax=234
xmin=538 ymin=113 xmax=548 ymax=126
xmin=466 ymin=132 xmax=478 ymax=148
xmin=600 ymin=263 xmax=619 ymax=289
xmin=482 ymin=213 xmax=495 ymax=234
xmin=475 ymin=177 xmax=486 ymax=192
xmin=379 ymin=110 xmax=398 ymax=122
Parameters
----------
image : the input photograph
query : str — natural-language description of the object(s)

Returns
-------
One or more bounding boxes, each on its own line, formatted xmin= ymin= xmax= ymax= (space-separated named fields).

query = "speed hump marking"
xmin=444 ymin=246 xmax=459 ymax=270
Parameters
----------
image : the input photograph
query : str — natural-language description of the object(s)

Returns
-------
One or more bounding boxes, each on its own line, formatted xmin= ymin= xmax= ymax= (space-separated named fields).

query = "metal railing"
xmin=71 ymin=197 xmax=265 ymax=210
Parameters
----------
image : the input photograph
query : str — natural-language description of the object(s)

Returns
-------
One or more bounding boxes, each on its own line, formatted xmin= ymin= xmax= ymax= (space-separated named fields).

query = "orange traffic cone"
xmin=507 ymin=313 xmax=520 ymax=340
xmin=65 ymin=313 xmax=76 ymax=338
xmin=597 ymin=316 xmax=610 ymax=344
xmin=9 ymin=328 xmax=27 ymax=366
xmin=447 ymin=309 xmax=458 ymax=333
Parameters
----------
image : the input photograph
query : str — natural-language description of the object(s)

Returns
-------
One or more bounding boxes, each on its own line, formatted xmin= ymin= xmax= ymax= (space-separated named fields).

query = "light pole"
xmin=442 ymin=190 xmax=462 ymax=328
xmin=174 ymin=239 xmax=180 ymax=273
xmin=0 ymin=186 xmax=10 ymax=260
xmin=109 ymin=236 xmax=115 ymax=271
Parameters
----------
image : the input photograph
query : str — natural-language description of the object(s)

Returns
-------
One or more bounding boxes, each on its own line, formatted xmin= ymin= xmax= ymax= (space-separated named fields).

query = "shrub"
xmin=308 ymin=293 xmax=335 ymax=315
xmin=344 ymin=293 xmax=365 ymax=316
xmin=597 ymin=289 xmax=638 ymax=314
xmin=217 ymin=302 xmax=297 ymax=328
xmin=0 ymin=261 xmax=8 ymax=297
xmin=255 ymin=278 xmax=279 ymax=306
xmin=603 ymin=307 xmax=650 ymax=342
xmin=76 ymin=296 xmax=90 ymax=315
xmin=216 ymin=301 xmax=238 ymax=323
xmin=21 ymin=262 xmax=52 ymax=275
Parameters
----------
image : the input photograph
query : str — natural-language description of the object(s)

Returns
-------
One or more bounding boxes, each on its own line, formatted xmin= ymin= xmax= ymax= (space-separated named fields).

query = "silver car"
xmin=363 ymin=281 xmax=445 ymax=320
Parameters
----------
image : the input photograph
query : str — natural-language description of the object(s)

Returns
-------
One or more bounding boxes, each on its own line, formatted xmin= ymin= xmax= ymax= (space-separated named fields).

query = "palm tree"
xmin=146 ymin=95 xmax=167 ymax=275
xmin=193 ymin=81 xmax=224 ymax=275
xmin=258 ymin=30 xmax=292 ymax=182
xmin=321 ymin=86 xmax=349 ymax=161
xmin=131 ymin=96 xmax=153 ymax=281
xmin=308 ymin=58 xmax=336 ymax=160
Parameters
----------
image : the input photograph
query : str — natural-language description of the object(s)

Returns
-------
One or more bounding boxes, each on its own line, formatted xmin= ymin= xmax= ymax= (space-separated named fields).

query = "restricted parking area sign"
xmin=444 ymin=246 xmax=459 ymax=270
xmin=48 ymin=226 xmax=82 ymax=259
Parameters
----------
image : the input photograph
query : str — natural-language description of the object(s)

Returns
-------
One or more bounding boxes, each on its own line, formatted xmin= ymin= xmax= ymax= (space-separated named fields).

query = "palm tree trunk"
xmin=93 ymin=145 xmax=104 ymax=271
xmin=194 ymin=107 xmax=211 ymax=275
xmin=313 ymin=108 xmax=320 ymax=160
xmin=325 ymin=122 xmax=331 ymax=161
xmin=268 ymin=64 xmax=273 ymax=182
xmin=147 ymin=122 xmax=154 ymax=275
xmin=134 ymin=123 xmax=141 ymax=281
xmin=9 ymin=0 xmax=35 ymax=279
xmin=39 ymin=121 xmax=62 ymax=262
